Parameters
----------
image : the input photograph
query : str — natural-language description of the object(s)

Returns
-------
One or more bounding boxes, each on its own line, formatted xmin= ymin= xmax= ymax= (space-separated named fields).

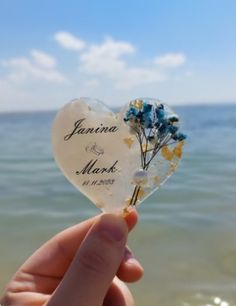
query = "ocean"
xmin=0 ymin=104 xmax=236 ymax=306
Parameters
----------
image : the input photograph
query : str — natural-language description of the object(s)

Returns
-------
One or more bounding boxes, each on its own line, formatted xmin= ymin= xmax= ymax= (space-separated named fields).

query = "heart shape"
xmin=52 ymin=97 xmax=185 ymax=213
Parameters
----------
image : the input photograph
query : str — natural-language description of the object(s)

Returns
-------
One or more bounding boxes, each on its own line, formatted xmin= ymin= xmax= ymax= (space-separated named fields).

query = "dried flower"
xmin=124 ymin=98 xmax=187 ymax=206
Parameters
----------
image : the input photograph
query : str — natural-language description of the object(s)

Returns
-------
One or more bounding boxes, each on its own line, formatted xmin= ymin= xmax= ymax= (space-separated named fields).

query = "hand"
xmin=0 ymin=210 xmax=143 ymax=306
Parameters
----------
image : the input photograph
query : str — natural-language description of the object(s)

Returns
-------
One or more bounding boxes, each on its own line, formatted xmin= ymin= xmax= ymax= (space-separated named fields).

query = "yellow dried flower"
xmin=173 ymin=142 xmax=184 ymax=158
xmin=161 ymin=145 xmax=174 ymax=161
xmin=123 ymin=137 xmax=134 ymax=148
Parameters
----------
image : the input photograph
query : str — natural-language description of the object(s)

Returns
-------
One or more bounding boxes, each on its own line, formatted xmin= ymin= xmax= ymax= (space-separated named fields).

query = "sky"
xmin=0 ymin=0 xmax=236 ymax=111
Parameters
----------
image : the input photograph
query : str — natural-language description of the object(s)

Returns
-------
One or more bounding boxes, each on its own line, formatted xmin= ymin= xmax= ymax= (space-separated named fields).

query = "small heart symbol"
xmin=52 ymin=97 xmax=186 ymax=213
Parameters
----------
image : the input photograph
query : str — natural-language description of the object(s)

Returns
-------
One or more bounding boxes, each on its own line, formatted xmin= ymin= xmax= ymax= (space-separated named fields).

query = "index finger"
xmin=19 ymin=209 xmax=138 ymax=278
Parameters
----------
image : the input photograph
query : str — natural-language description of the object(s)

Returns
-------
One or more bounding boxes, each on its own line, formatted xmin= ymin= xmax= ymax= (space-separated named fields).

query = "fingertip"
xmin=117 ymin=247 xmax=144 ymax=283
xmin=123 ymin=208 xmax=138 ymax=232
xmin=117 ymin=258 xmax=144 ymax=283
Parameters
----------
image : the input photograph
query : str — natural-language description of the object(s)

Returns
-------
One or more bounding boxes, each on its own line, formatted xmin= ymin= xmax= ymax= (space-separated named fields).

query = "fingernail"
xmin=98 ymin=214 xmax=127 ymax=242
xmin=122 ymin=206 xmax=134 ymax=218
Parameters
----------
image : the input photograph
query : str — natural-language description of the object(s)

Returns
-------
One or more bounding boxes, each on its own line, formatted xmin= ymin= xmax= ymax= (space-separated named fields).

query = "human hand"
xmin=0 ymin=209 xmax=143 ymax=306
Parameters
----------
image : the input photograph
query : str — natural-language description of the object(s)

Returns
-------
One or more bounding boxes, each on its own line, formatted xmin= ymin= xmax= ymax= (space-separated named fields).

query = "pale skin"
xmin=0 ymin=209 xmax=143 ymax=306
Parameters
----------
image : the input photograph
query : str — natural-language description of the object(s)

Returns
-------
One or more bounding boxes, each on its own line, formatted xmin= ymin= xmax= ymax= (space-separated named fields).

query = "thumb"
xmin=47 ymin=214 xmax=128 ymax=306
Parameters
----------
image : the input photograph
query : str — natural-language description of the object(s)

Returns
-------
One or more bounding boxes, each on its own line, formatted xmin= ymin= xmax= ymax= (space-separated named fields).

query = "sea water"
xmin=0 ymin=104 xmax=236 ymax=305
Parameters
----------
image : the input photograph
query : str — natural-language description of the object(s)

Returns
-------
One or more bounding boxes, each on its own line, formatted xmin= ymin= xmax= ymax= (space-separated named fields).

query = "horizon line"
xmin=0 ymin=100 xmax=236 ymax=114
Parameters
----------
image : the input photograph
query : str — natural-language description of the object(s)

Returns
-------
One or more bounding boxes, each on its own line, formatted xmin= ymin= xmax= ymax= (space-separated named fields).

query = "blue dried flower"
xmin=172 ymin=132 xmax=187 ymax=141
xmin=169 ymin=125 xmax=179 ymax=134
xmin=168 ymin=114 xmax=179 ymax=123
xmin=154 ymin=104 xmax=166 ymax=128
xmin=158 ymin=123 xmax=169 ymax=135
xmin=143 ymin=102 xmax=153 ymax=113
xmin=155 ymin=108 xmax=165 ymax=121
xmin=124 ymin=106 xmax=139 ymax=122
xmin=178 ymin=133 xmax=187 ymax=141
xmin=143 ymin=116 xmax=153 ymax=128
xmin=143 ymin=113 xmax=154 ymax=129
xmin=124 ymin=99 xmax=186 ymax=144
xmin=131 ymin=101 xmax=153 ymax=128
xmin=154 ymin=121 xmax=160 ymax=128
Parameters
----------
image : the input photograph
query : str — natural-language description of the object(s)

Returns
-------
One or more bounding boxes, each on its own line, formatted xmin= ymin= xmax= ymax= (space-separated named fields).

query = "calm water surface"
xmin=0 ymin=104 xmax=236 ymax=306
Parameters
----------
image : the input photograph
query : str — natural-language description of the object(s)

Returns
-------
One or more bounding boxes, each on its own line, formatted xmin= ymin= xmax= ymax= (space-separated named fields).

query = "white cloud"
xmin=53 ymin=33 xmax=187 ymax=90
xmin=54 ymin=31 xmax=86 ymax=51
xmin=155 ymin=53 xmax=186 ymax=68
xmin=79 ymin=37 xmax=168 ymax=89
xmin=0 ymin=33 xmax=191 ymax=111
xmin=31 ymin=49 xmax=56 ymax=68
xmin=115 ymin=67 xmax=167 ymax=89
xmin=80 ymin=37 xmax=134 ymax=77
xmin=2 ymin=50 xmax=66 ymax=83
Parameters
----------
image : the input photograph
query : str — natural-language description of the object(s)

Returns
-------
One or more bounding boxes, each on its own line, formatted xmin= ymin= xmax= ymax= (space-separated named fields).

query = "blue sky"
xmin=0 ymin=0 xmax=236 ymax=111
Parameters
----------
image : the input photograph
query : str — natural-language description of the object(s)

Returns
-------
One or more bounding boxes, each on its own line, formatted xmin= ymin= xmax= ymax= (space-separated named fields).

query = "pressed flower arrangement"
xmin=124 ymin=98 xmax=186 ymax=207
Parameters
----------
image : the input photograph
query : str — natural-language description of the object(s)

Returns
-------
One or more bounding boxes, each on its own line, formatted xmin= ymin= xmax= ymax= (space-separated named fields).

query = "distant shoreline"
xmin=0 ymin=101 xmax=236 ymax=115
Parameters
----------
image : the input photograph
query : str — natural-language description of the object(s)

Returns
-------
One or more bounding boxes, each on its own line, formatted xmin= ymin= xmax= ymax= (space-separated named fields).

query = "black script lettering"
xmin=82 ymin=180 xmax=90 ymax=186
xmin=76 ymin=159 xmax=118 ymax=175
xmin=106 ymin=160 xmax=118 ymax=173
xmin=77 ymin=128 xmax=86 ymax=134
xmin=99 ymin=127 xmax=109 ymax=133
xmin=64 ymin=119 xmax=86 ymax=140
xmin=94 ymin=127 xmax=101 ymax=133
xmin=85 ymin=127 xmax=94 ymax=133
xmin=76 ymin=159 xmax=97 ymax=175
xmin=64 ymin=118 xmax=119 ymax=141
xmin=109 ymin=126 xmax=118 ymax=132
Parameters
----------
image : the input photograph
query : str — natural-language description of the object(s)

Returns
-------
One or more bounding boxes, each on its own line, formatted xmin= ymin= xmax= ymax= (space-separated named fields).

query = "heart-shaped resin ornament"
xmin=52 ymin=97 xmax=186 ymax=213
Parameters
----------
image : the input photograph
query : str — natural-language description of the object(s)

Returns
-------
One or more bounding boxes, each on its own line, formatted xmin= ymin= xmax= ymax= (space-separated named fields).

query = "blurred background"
xmin=0 ymin=1 xmax=236 ymax=305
